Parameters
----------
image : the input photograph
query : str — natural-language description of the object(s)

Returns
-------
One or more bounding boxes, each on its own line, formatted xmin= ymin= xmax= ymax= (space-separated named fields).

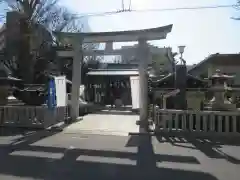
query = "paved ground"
xmin=64 ymin=110 xmax=139 ymax=136
xmin=0 ymin=129 xmax=240 ymax=180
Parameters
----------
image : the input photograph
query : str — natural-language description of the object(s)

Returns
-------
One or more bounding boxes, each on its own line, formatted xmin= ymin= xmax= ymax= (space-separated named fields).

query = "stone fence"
xmin=149 ymin=107 xmax=240 ymax=137
xmin=0 ymin=106 xmax=68 ymax=129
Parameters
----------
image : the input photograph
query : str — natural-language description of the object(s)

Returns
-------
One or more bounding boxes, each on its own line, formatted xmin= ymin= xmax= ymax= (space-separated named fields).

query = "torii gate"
xmin=54 ymin=24 xmax=173 ymax=132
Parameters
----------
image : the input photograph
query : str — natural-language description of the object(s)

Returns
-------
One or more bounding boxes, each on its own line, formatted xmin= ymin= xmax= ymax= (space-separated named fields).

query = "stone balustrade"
xmin=149 ymin=107 xmax=240 ymax=136
xmin=0 ymin=106 xmax=68 ymax=129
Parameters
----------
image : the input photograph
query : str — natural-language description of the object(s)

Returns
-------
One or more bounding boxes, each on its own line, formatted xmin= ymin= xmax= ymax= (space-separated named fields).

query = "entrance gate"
xmin=86 ymin=69 xmax=136 ymax=106
xmin=54 ymin=25 xmax=173 ymax=132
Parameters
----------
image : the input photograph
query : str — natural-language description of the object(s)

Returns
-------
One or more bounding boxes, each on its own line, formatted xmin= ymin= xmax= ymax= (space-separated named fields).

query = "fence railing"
xmin=149 ymin=106 xmax=240 ymax=136
xmin=0 ymin=106 xmax=68 ymax=129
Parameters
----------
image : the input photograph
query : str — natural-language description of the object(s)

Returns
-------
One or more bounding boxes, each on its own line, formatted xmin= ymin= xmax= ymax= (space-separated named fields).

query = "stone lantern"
xmin=0 ymin=64 xmax=22 ymax=105
xmin=205 ymin=69 xmax=236 ymax=111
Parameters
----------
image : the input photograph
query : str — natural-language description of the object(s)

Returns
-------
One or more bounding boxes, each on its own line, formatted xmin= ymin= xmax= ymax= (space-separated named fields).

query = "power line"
xmin=131 ymin=4 xmax=236 ymax=13
xmin=77 ymin=11 xmax=121 ymax=18
xmin=77 ymin=4 xmax=237 ymax=18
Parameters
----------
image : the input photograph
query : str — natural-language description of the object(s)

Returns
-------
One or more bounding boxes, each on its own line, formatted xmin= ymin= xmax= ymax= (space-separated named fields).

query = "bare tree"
xmin=150 ymin=48 xmax=178 ymax=76
xmin=0 ymin=0 xmax=91 ymax=83
xmin=0 ymin=0 xmax=99 ymax=105
xmin=0 ymin=0 xmax=82 ymax=32
xmin=231 ymin=1 xmax=240 ymax=20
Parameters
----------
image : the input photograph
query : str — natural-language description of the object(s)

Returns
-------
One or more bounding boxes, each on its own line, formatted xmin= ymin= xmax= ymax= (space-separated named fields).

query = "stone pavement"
xmin=0 ymin=130 xmax=240 ymax=180
xmin=64 ymin=110 xmax=139 ymax=136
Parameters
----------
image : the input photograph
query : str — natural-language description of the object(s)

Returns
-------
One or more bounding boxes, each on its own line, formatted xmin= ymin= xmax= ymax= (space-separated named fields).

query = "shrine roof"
xmin=209 ymin=74 xmax=234 ymax=79
xmin=105 ymin=63 xmax=139 ymax=69
xmin=188 ymin=53 xmax=240 ymax=74
xmin=87 ymin=69 xmax=139 ymax=76
xmin=151 ymin=73 xmax=206 ymax=84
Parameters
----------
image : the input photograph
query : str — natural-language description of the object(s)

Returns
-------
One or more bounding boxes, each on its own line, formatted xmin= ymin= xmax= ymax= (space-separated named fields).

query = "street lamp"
xmin=178 ymin=45 xmax=185 ymax=58
xmin=178 ymin=45 xmax=186 ymax=65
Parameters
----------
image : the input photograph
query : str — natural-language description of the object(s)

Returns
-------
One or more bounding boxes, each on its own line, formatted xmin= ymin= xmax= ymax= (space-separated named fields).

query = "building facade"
xmin=188 ymin=54 xmax=240 ymax=86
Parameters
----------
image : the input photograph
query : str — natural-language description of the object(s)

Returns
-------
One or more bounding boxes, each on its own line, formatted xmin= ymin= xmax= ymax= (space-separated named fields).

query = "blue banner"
xmin=47 ymin=78 xmax=57 ymax=110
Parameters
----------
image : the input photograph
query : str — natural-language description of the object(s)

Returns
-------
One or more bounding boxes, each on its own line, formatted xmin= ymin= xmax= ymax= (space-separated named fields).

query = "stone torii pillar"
xmin=137 ymin=39 xmax=150 ymax=133
xmin=70 ymin=38 xmax=83 ymax=120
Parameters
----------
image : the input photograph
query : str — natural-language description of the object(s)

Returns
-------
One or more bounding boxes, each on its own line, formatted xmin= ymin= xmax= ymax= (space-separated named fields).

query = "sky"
xmin=0 ymin=0 xmax=240 ymax=65
xmin=60 ymin=0 xmax=240 ymax=65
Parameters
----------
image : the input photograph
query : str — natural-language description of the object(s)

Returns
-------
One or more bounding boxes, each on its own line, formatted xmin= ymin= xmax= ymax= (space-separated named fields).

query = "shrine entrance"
xmin=54 ymin=24 xmax=173 ymax=133
xmin=86 ymin=69 xmax=137 ymax=107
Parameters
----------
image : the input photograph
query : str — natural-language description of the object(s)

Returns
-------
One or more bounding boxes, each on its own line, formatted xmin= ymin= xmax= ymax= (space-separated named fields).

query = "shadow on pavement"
xmin=0 ymin=131 xmax=219 ymax=180
xmin=0 ymin=130 xmax=58 ymax=155
xmin=156 ymin=134 xmax=240 ymax=164
xmin=0 ymin=127 xmax=40 ymax=137
xmin=126 ymin=135 xmax=200 ymax=164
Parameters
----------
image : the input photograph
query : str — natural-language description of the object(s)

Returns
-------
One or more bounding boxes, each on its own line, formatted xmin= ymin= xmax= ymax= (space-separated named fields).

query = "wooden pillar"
xmin=70 ymin=38 xmax=83 ymax=120
xmin=137 ymin=39 xmax=149 ymax=133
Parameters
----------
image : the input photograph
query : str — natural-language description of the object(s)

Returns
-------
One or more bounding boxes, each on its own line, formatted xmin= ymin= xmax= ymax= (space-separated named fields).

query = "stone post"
xmin=0 ymin=86 xmax=9 ymax=105
xmin=70 ymin=38 xmax=83 ymax=120
xmin=137 ymin=39 xmax=149 ymax=133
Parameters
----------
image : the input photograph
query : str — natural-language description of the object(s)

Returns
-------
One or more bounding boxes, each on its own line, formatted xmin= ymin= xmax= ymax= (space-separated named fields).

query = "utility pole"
xmin=118 ymin=0 xmax=131 ymax=12
xmin=122 ymin=0 xmax=125 ymax=11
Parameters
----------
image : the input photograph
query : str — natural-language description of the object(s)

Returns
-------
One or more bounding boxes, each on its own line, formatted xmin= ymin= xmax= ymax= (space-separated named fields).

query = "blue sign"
xmin=47 ymin=78 xmax=57 ymax=110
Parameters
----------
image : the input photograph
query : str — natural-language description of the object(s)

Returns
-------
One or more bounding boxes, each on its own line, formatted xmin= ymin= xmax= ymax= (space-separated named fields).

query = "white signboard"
xmin=54 ymin=76 xmax=67 ymax=107
xmin=130 ymin=76 xmax=140 ymax=109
